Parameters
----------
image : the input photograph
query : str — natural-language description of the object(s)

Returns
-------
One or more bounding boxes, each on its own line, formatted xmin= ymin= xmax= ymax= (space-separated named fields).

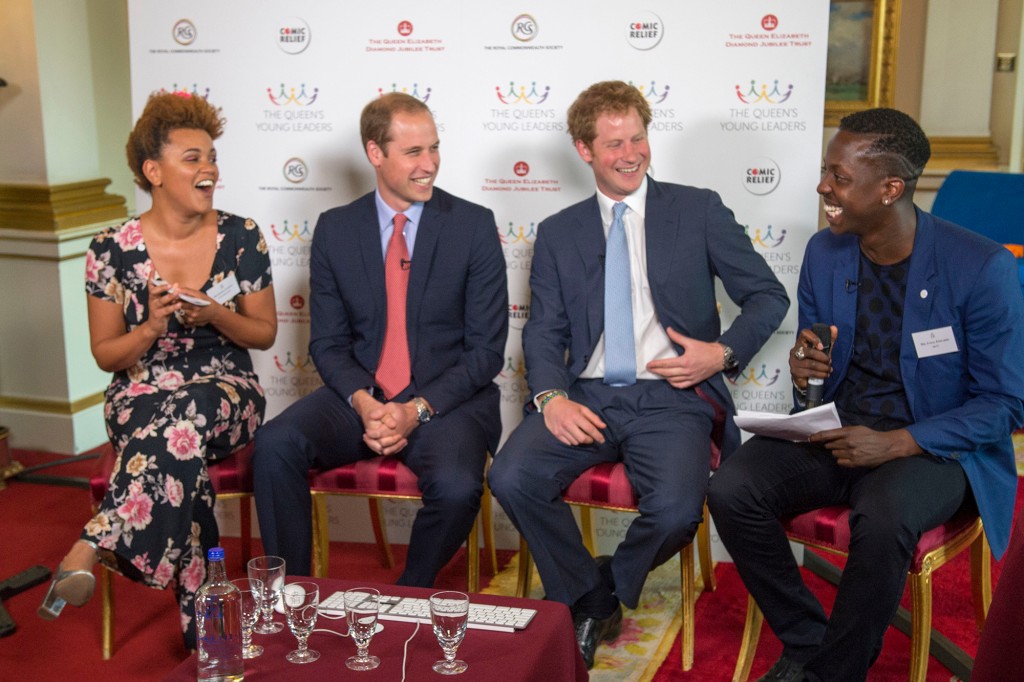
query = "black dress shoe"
xmin=573 ymin=603 xmax=623 ymax=669
xmin=756 ymin=656 xmax=805 ymax=682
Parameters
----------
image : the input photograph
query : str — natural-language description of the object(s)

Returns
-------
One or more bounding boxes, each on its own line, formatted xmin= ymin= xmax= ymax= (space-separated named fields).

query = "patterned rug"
xmin=483 ymin=554 xmax=698 ymax=681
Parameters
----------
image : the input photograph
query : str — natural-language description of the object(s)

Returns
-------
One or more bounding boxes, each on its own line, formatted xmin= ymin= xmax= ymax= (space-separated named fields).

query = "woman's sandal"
xmin=37 ymin=546 xmax=98 ymax=622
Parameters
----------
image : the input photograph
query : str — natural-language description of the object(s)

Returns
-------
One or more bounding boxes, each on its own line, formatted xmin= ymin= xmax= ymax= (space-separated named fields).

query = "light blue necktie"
xmin=603 ymin=202 xmax=636 ymax=386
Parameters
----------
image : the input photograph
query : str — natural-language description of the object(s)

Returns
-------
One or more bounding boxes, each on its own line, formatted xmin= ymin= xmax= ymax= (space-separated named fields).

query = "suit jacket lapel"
xmin=357 ymin=198 xmax=388 ymax=343
xmin=644 ymin=178 xmax=678 ymax=316
xmin=407 ymin=198 xmax=442 ymax=361
xmin=900 ymin=209 xmax=937 ymax=417
xmin=831 ymin=237 xmax=859 ymax=377
xmin=573 ymin=197 xmax=606 ymax=350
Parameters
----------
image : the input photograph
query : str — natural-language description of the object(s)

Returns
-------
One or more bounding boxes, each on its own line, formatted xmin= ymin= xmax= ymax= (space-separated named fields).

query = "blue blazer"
xmin=308 ymin=188 xmax=508 ymax=446
xmin=524 ymin=176 xmax=790 ymax=459
xmin=798 ymin=208 xmax=1024 ymax=558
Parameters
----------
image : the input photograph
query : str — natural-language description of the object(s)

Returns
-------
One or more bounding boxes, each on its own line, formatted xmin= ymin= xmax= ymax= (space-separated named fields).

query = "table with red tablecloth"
xmin=164 ymin=578 xmax=588 ymax=682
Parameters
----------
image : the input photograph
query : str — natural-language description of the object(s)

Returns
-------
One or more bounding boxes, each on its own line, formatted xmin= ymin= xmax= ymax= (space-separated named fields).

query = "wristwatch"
xmin=721 ymin=344 xmax=738 ymax=371
xmin=413 ymin=397 xmax=432 ymax=424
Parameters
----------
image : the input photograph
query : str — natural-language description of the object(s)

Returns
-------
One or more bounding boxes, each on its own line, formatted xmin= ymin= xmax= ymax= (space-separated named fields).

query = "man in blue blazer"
xmin=253 ymin=93 xmax=508 ymax=585
xmin=488 ymin=80 xmax=788 ymax=667
xmin=708 ymin=109 xmax=1024 ymax=682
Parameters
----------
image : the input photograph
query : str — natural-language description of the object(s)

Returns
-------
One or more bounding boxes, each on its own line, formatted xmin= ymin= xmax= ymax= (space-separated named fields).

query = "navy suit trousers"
xmin=253 ymin=385 xmax=491 ymax=585
xmin=489 ymin=379 xmax=714 ymax=609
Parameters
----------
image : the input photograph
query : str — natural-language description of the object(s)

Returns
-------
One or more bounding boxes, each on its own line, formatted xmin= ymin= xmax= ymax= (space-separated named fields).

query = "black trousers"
xmin=707 ymin=436 xmax=969 ymax=682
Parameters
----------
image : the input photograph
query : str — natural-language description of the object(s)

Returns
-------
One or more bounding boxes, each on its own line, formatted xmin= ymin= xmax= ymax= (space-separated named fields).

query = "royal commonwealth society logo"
xmin=173 ymin=19 xmax=197 ymax=46
xmin=283 ymin=158 xmax=308 ymax=184
xmin=511 ymin=14 xmax=538 ymax=42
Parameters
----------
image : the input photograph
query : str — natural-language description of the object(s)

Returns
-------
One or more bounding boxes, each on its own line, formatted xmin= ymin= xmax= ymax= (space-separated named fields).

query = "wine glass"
xmin=231 ymin=578 xmax=265 ymax=659
xmin=429 ymin=591 xmax=469 ymax=675
xmin=247 ymin=555 xmax=286 ymax=634
xmin=282 ymin=581 xmax=320 ymax=664
xmin=343 ymin=588 xmax=381 ymax=671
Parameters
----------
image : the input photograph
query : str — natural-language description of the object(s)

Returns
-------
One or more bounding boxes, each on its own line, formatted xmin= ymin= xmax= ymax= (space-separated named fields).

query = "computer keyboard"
xmin=318 ymin=592 xmax=537 ymax=633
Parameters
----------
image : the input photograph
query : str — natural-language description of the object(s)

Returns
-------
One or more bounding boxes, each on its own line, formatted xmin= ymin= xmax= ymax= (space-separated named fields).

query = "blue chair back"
xmin=930 ymin=170 xmax=1024 ymax=245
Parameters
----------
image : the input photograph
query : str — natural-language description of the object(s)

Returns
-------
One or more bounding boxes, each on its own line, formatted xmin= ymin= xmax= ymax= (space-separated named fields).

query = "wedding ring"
xmin=794 ymin=347 xmax=806 ymax=360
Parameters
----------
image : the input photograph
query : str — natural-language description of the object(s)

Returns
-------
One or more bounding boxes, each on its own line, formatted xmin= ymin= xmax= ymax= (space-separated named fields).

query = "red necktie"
xmin=376 ymin=213 xmax=411 ymax=399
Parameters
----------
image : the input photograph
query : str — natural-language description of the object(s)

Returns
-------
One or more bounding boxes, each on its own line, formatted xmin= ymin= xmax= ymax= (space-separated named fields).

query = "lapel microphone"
xmin=844 ymin=279 xmax=860 ymax=292
xmin=805 ymin=322 xmax=832 ymax=408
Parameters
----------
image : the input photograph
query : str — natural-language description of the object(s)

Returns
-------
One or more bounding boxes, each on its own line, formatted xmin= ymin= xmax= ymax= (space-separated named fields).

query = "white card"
xmin=911 ymin=326 xmax=959 ymax=358
xmin=206 ymin=273 xmax=241 ymax=305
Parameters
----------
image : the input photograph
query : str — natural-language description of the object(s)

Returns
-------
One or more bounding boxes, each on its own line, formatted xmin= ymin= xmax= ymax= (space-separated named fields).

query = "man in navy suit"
xmin=708 ymin=109 xmax=1024 ymax=682
xmin=253 ymin=93 xmax=508 ymax=585
xmin=488 ymin=80 xmax=788 ymax=667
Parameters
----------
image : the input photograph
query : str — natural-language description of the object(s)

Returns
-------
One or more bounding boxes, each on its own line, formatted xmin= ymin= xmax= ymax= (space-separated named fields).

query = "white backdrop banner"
xmin=128 ymin=1 xmax=829 ymax=553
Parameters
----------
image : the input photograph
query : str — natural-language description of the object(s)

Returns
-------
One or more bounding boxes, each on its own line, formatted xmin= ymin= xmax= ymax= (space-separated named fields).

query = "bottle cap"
xmin=207 ymin=547 xmax=225 ymax=561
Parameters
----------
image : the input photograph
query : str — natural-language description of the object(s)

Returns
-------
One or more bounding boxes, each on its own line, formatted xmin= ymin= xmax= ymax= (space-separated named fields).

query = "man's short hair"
xmin=839 ymin=108 xmax=931 ymax=181
xmin=566 ymin=80 xmax=652 ymax=148
xmin=360 ymin=93 xmax=432 ymax=155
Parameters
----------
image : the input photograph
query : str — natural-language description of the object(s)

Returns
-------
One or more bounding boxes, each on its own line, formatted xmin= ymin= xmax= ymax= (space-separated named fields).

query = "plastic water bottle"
xmin=196 ymin=547 xmax=244 ymax=681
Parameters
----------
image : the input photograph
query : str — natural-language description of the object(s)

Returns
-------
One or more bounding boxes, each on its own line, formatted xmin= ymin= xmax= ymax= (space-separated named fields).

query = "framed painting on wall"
xmin=825 ymin=0 xmax=900 ymax=127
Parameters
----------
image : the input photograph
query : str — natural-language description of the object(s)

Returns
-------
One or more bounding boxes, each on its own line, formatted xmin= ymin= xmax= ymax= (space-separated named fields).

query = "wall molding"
xmin=926 ymin=136 xmax=1000 ymax=169
xmin=0 ymin=391 xmax=106 ymax=415
xmin=0 ymin=179 xmax=127 ymax=232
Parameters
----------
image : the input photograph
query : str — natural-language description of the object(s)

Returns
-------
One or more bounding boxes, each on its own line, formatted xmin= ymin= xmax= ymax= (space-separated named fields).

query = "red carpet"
xmin=0 ymin=449 xmax=1016 ymax=681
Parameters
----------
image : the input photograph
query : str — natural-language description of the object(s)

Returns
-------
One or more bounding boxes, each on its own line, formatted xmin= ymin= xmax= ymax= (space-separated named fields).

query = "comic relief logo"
xmin=743 ymin=158 xmax=781 ymax=196
xmin=507 ymin=303 xmax=531 ymax=330
xmin=173 ymin=19 xmax=197 ymax=46
xmin=631 ymin=80 xmax=681 ymax=132
xmin=626 ymin=13 xmax=663 ymax=50
xmin=398 ymin=20 xmax=413 ymax=36
xmin=495 ymin=81 xmax=551 ymax=105
xmin=762 ymin=14 xmax=779 ymax=31
xmin=278 ymin=18 xmax=311 ymax=54
xmin=283 ymin=158 xmax=308 ymax=184
xmin=511 ymin=14 xmax=538 ymax=42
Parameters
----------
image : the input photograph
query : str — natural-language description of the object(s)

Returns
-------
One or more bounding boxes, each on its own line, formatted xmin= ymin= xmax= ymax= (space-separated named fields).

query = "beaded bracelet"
xmin=538 ymin=390 xmax=568 ymax=413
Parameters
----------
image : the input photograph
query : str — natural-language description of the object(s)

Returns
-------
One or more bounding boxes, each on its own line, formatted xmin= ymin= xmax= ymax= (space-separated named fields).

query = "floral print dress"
xmin=83 ymin=212 xmax=272 ymax=648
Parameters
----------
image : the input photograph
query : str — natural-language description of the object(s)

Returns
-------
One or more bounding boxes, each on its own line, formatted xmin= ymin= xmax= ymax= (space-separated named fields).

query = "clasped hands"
xmin=543 ymin=327 xmax=724 ymax=447
xmin=790 ymin=324 xmax=921 ymax=467
xmin=147 ymin=279 xmax=218 ymax=332
xmin=353 ymin=390 xmax=422 ymax=456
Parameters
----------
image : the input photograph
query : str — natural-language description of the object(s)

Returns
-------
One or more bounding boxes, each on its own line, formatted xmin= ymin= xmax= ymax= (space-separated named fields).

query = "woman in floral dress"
xmin=38 ymin=91 xmax=277 ymax=649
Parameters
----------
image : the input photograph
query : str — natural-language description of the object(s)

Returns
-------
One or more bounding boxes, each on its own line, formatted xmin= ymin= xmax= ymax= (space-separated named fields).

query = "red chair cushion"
xmin=783 ymin=503 xmax=980 ymax=573
xmin=310 ymin=456 xmax=422 ymax=497
xmin=89 ymin=442 xmax=255 ymax=506
xmin=562 ymin=462 xmax=638 ymax=510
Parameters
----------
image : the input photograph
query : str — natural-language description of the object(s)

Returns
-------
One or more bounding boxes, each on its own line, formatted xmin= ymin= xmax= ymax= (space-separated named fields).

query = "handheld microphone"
xmin=805 ymin=322 xmax=831 ymax=408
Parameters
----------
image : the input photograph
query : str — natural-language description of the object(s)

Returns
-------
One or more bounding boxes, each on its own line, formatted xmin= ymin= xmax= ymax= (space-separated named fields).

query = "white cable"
xmin=401 ymin=621 xmax=420 ymax=682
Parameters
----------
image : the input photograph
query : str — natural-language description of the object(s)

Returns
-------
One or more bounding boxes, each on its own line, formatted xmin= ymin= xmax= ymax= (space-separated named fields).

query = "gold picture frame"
xmin=824 ymin=0 xmax=900 ymax=127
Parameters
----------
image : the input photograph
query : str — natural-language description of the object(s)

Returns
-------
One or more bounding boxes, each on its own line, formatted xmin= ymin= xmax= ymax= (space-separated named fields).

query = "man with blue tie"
xmin=488 ymin=80 xmax=788 ymax=667
xmin=253 ymin=93 xmax=508 ymax=586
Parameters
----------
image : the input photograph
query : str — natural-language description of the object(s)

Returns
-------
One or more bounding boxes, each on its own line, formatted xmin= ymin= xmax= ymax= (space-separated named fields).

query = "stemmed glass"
xmin=247 ymin=555 xmax=286 ymax=634
xmin=230 ymin=578 xmax=265 ymax=659
xmin=429 ymin=591 xmax=470 ymax=675
xmin=282 ymin=581 xmax=320 ymax=664
xmin=343 ymin=588 xmax=381 ymax=671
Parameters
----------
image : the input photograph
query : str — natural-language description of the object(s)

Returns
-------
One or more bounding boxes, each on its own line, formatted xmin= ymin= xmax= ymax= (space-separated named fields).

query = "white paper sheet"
xmin=734 ymin=403 xmax=842 ymax=441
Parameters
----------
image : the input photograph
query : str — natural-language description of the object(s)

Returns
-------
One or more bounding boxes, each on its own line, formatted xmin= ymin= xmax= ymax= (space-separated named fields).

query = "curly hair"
xmin=838 ymin=108 xmax=931 ymax=181
xmin=360 ymin=92 xmax=432 ymax=155
xmin=566 ymin=80 xmax=652 ymax=148
xmin=125 ymin=92 xmax=225 ymax=192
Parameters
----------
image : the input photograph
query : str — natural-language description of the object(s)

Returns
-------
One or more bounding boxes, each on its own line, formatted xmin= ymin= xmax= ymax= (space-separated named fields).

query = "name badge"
xmin=206 ymin=273 xmax=242 ymax=305
xmin=911 ymin=326 xmax=959 ymax=358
